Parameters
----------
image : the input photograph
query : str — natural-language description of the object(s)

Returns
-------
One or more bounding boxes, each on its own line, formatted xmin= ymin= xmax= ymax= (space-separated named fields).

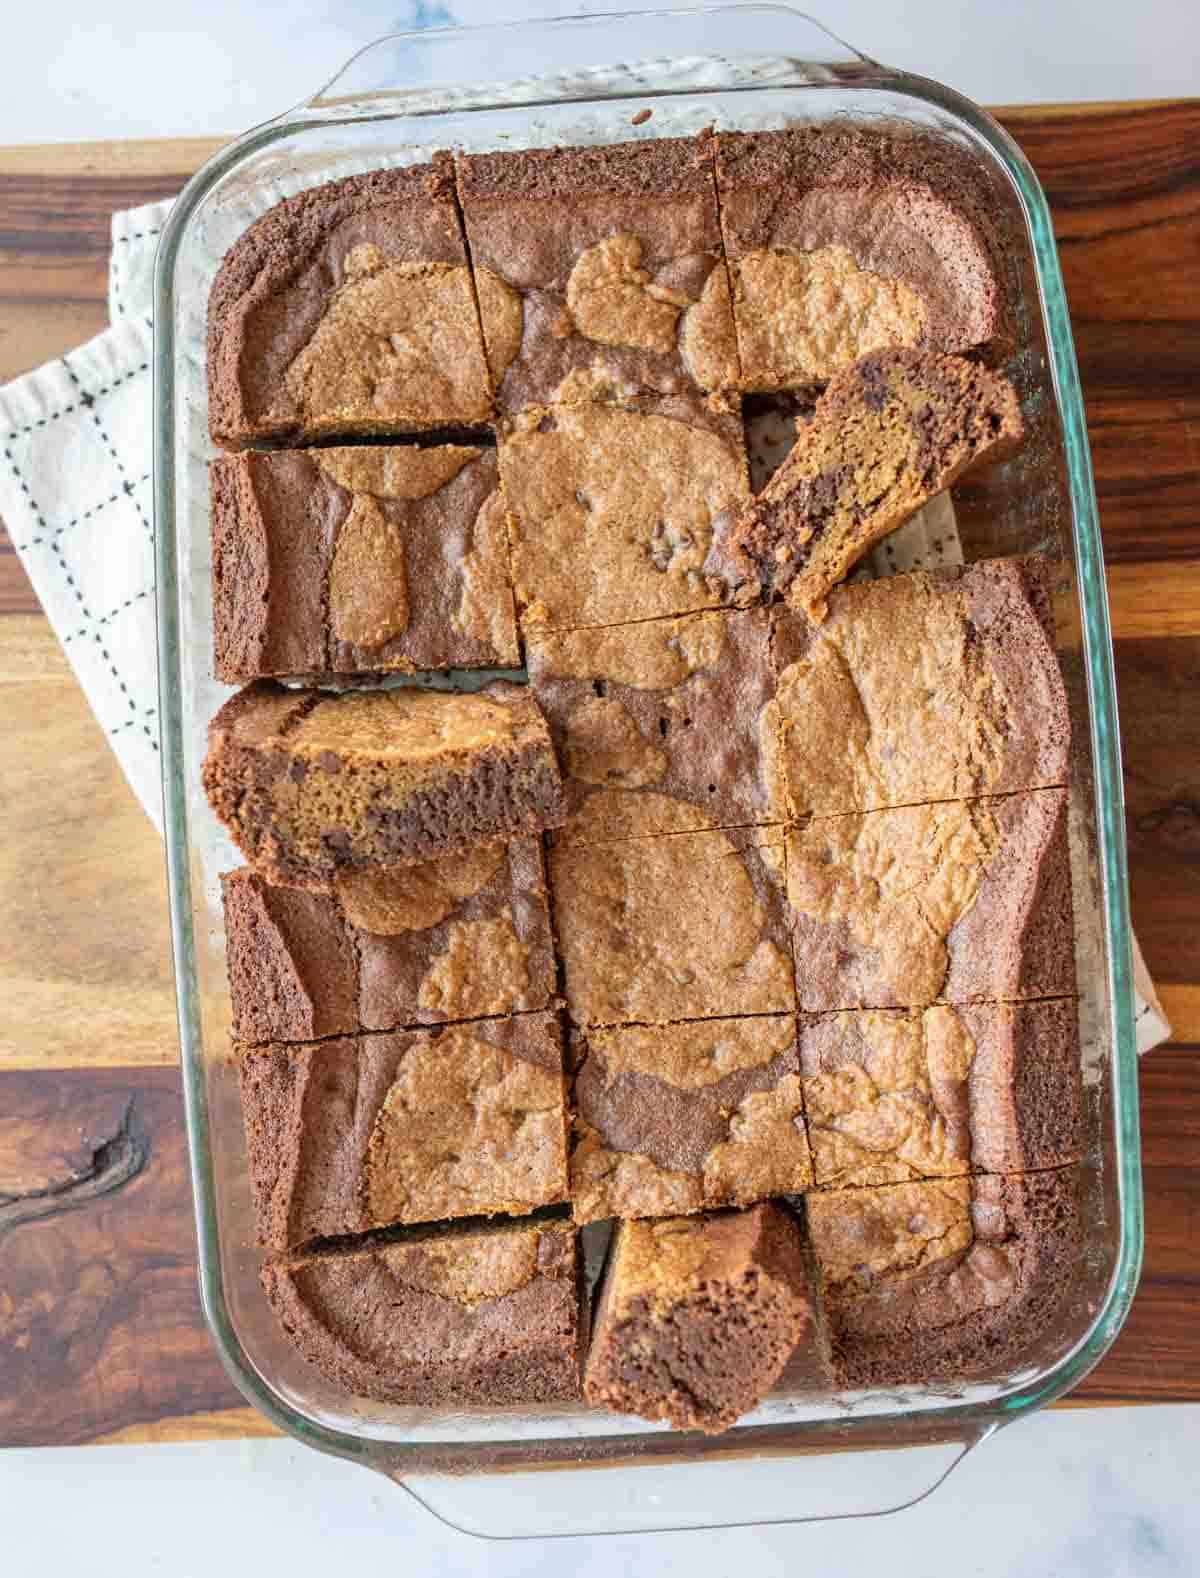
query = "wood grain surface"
xmin=0 ymin=102 xmax=1196 ymax=1447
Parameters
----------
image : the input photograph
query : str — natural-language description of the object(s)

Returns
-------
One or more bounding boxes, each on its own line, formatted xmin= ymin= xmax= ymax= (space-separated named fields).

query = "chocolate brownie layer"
xmin=571 ymin=1016 xmax=811 ymax=1222
xmin=211 ymin=445 xmax=517 ymax=682
xmin=528 ymin=608 xmax=784 ymax=843
xmin=549 ymin=826 xmax=794 ymax=1027
xmin=805 ymin=1168 xmax=1081 ymax=1388
xmin=713 ymin=352 xmax=1023 ymax=618
xmin=238 ymin=1011 xmax=568 ymax=1248
xmin=221 ymin=841 xmax=555 ymax=1042
xmin=261 ymin=1218 xmax=582 ymax=1406
xmin=202 ymin=681 xmax=565 ymax=889
xmin=456 ymin=136 xmax=739 ymax=411
xmin=768 ymin=558 xmax=1069 ymax=816
xmin=800 ymin=999 xmax=1082 ymax=1188
xmin=785 ymin=788 xmax=1076 ymax=1010
xmin=715 ymin=128 xmax=999 ymax=391
xmin=207 ymin=163 xmax=491 ymax=446
xmin=584 ymin=1205 xmax=811 ymax=1433
xmin=498 ymin=395 xmax=751 ymax=633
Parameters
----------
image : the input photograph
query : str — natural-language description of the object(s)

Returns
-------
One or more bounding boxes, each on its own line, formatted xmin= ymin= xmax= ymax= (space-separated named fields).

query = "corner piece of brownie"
xmin=711 ymin=351 xmax=1023 ymax=619
xmin=714 ymin=127 xmax=1000 ymax=392
xmin=202 ymin=680 xmax=565 ymax=889
xmin=261 ymin=1217 xmax=582 ymax=1406
xmin=238 ymin=1011 xmax=568 ymax=1248
xmin=456 ymin=136 xmax=739 ymax=411
xmin=571 ymin=1016 xmax=811 ymax=1222
xmin=768 ymin=556 xmax=1069 ymax=816
xmin=207 ymin=163 xmax=491 ymax=447
xmin=805 ymin=1168 xmax=1081 ymax=1388
xmin=584 ymin=1205 xmax=812 ymax=1433
xmin=211 ymin=445 xmax=517 ymax=682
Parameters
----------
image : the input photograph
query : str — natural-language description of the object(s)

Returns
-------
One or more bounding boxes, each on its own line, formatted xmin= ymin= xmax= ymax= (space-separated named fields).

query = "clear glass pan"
xmin=153 ymin=5 xmax=1142 ymax=1537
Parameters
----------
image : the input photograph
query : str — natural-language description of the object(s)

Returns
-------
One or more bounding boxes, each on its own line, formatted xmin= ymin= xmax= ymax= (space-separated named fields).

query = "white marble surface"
xmin=5 ymin=2 xmax=1199 ymax=1572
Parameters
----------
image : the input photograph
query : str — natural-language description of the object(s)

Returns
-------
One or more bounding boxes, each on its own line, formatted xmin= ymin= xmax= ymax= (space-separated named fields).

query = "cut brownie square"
xmin=528 ymin=608 xmax=784 ymax=844
xmin=203 ymin=681 xmax=565 ymax=889
xmin=571 ymin=1016 xmax=811 ymax=1223
xmin=714 ymin=128 xmax=998 ymax=392
xmin=207 ymin=164 xmax=491 ymax=446
xmin=799 ymin=1000 xmax=1082 ymax=1189
xmin=805 ymin=1169 xmax=1081 ymax=1389
xmin=221 ymin=840 xmax=555 ymax=1042
xmin=549 ymin=826 xmax=794 ymax=1027
xmin=456 ymin=136 xmax=739 ymax=412
xmin=584 ymin=1205 xmax=812 ymax=1433
xmin=714 ymin=352 xmax=1023 ymax=618
xmin=768 ymin=558 xmax=1069 ymax=817
xmin=211 ymin=445 xmax=517 ymax=683
xmin=261 ymin=1218 xmax=581 ymax=1406
xmin=498 ymin=394 xmax=751 ymax=634
xmin=786 ymin=789 xmax=1076 ymax=1011
xmin=238 ymin=1011 xmax=568 ymax=1248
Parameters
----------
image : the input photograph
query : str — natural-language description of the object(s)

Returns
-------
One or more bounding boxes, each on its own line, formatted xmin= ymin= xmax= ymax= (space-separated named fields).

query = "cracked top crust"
xmin=767 ymin=557 xmax=1068 ymax=815
xmin=549 ymin=825 xmax=795 ymax=1027
xmin=499 ymin=396 xmax=751 ymax=633
xmin=456 ymin=137 xmax=739 ymax=409
xmin=207 ymin=164 xmax=491 ymax=445
xmin=237 ymin=1011 xmax=568 ymax=1247
xmin=571 ymin=1015 xmax=811 ymax=1221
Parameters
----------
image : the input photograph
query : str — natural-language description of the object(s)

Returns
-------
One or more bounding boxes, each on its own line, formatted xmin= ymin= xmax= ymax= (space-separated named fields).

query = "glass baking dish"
xmin=153 ymin=5 xmax=1142 ymax=1538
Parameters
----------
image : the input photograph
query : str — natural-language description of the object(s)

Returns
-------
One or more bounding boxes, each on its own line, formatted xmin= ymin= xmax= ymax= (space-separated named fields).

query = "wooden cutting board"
xmin=0 ymin=103 xmax=1197 ymax=1448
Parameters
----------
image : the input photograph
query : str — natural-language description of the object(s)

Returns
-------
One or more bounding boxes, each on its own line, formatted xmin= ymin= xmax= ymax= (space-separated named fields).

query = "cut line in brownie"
xmin=711 ymin=351 xmax=1023 ymax=618
xmin=799 ymin=999 xmax=1082 ymax=1189
xmin=211 ymin=445 xmax=517 ymax=682
xmin=528 ymin=607 xmax=785 ymax=844
xmin=221 ymin=839 xmax=556 ymax=1043
xmin=207 ymin=162 xmax=492 ymax=446
xmin=767 ymin=557 xmax=1069 ymax=817
xmin=202 ymin=680 xmax=565 ymax=889
xmin=549 ymin=825 xmax=795 ymax=1028
xmin=238 ymin=1011 xmax=568 ymax=1249
xmin=805 ymin=1168 xmax=1081 ymax=1389
xmin=498 ymin=394 xmax=752 ymax=634
xmin=785 ymin=788 xmax=1076 ymax=1011
xmin=584 ymin=1205 xmax=813 ymax=1434
xmin=260 ymin=1216 xmax=582 ymax=1406
xmin=456 ymin=135 xmax=740 ymax=412
xmin=571 ymin=1015 xmax=812 ymax=1223
xmin=715 ymin=126 xmax=1000 ymax=393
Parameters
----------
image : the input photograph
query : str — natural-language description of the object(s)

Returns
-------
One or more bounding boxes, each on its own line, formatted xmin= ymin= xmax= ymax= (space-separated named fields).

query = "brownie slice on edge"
xmin=714 ymin=127 xmax=999 ymax=392
xmin=584 ymin=1205 xmax=812 ymax=1434
xmin=767 ymin=557 xmax=1068 ymax=817
xmin=712 ymin=351 xmax=1023 ymax=619
xmin=237 ymin=1012 xmax=568 ymax=1249
xmin=528 ymin=607 xmax=784 ymax=843
xmin=799 ymin=999 xmax=1082 ymax=1189
xmin=207 ymin=163 xmax=491 ymax=446
xmin=211 ymin=445 xmax=517 ymax=683
xmin=549 ymin=825 xmax=795 ymax=1027
xmin=571 ymin=1016 xmax=812 ymax=1223
xmin=221 ymin=839 xmax=556 ymax=1043
xmin=202 ymin=681 xmax=565 ymax=890
xmin=785 ymin=787 xmax=1076 ymax=1011
xmin=261 ymin=1218 xmax=582 ymax=1406
xmin=498 ymin=393 xmax=751 ymax=634
xmin=456 ymin=135 xmax=739 ymax=412
xmin=805 ymin=1168 xmax=1082 ymax=1389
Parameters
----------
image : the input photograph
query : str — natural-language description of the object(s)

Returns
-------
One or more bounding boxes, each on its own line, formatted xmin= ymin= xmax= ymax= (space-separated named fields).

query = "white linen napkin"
xmin=0 ymin=199 xmax=1171 ymax=1053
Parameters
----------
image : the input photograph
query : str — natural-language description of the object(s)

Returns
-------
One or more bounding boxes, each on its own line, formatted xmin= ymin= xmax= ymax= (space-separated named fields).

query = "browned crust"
xmin=456 ymin=134 xmax=716 ymax=200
